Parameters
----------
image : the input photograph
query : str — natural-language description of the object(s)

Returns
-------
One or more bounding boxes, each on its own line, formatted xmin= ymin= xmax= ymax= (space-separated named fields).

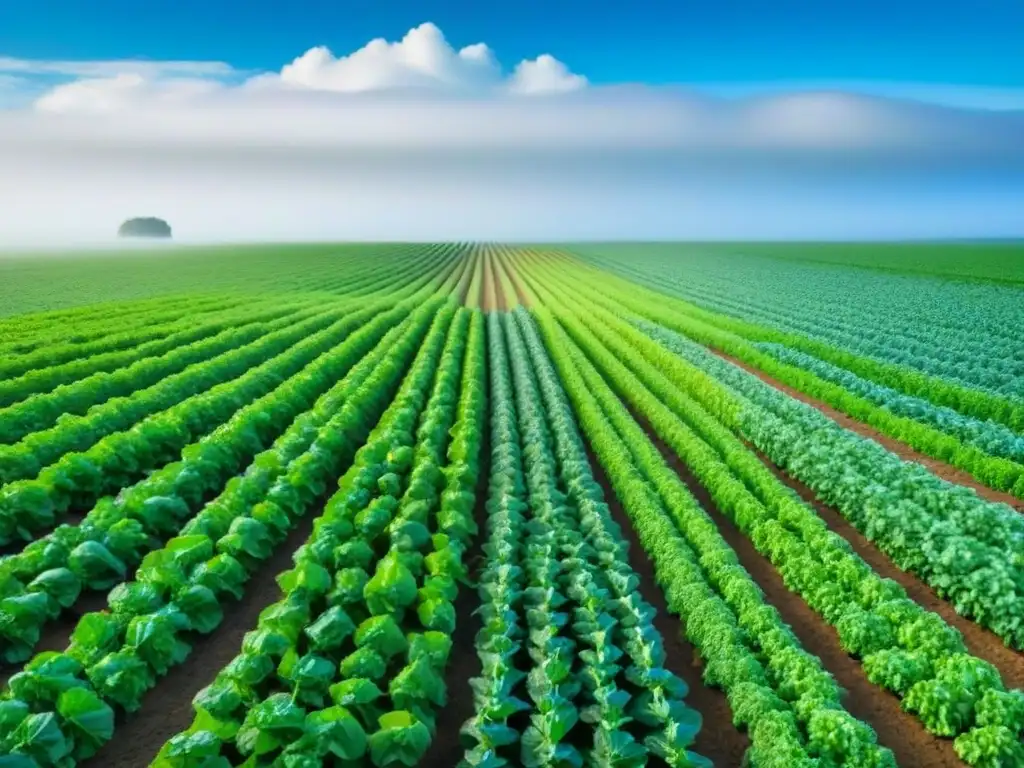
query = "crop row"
xmin=0 ymin=298 xmax=451 ymax=765
xmin=538 ymin=253 xmax=1024 ymax=498
xmin=522 ymin=261 xmax=1024 ymax=766
xmin=0 ymin=303 xmax=364 ymax=544
xmin=0 ymin=300 xmax=322 ymax=445
xmin=460 ymin=311 xmax=711 ymax=767
xmin=0 ymin=298 xmax=433 ymax=663
xmin=575 ymin=247 xmax=1023 ymax=400
xmin=633 ymin=320 xmax=1024 ymax=650
xmin=156 ymin=303 xmax=484 ymax=766
xmin=526 ymin=303 xmax=895 ymax=768
xmin=752 ymin=341 xmax=1024 ymax=464
xmin=0 ymin=295 xmax=255 ymax=372
xmin=564 ymin=250 xmax=1024 ymax=437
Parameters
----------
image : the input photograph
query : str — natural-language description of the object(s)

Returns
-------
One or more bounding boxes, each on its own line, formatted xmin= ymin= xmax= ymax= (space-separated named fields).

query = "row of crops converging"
xmin=0 ymin=243 xmax=1022 ymax=767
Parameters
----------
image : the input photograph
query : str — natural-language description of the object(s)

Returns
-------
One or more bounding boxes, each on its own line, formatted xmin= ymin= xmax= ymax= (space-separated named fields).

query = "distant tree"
xmin=118 ymin=217 xmax=172 ymax=239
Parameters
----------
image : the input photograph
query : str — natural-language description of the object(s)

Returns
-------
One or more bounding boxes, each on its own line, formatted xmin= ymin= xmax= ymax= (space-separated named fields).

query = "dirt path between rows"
xmin=481 ymin=250 xmax=500 ymax=312
xmin=581 ymin=442 xmax=751 ymax=767
xmin=755 ymin=446 xmax=1024 ymax=690
xmin=713 ymin=349 xmax=1024 ymax=511
xmin=499 ymin=251 xmax=533 ymax=308
xmin=83 ymin=512 xmax=318 ymax=768
xmin=422 ymin=422 xmax=490 ymax=766
xmin=632 ymin=414 xmax=963 ymax=767
xmin=491 ymin=251 xmax=508 ymax=312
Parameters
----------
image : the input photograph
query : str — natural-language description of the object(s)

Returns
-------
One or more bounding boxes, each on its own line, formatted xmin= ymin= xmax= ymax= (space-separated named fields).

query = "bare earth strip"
xmin=502 ymin=252 xmax=533 ymax=308
xmin=713 ymin=350 xmax=1024 ymax=512
xmin=628 ymin=410 xmax=962 ymax=768
xmin=81 ymin=513 xmax=319 ymax=768
xmin=421 ymin=424 xmax=490 ymax=766
xmin=754 ymin=445 xmax=1024 ymax=690
xmin=582 ymin=442 xmax=752 ymax=766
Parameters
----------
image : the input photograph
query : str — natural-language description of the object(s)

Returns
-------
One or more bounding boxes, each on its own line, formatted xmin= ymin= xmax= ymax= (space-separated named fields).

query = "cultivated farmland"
xmin=0 ymin=242 xmax=1022 ymax=768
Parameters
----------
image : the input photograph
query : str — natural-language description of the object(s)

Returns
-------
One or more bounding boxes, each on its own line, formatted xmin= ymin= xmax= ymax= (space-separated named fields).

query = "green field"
xmin=0 ymin=242 xmax=1021 ymax=768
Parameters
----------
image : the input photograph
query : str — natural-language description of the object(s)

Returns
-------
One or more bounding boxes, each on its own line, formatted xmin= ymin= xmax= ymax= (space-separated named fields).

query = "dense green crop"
xmin=1 ymin=242 xmax=1019 ymax=768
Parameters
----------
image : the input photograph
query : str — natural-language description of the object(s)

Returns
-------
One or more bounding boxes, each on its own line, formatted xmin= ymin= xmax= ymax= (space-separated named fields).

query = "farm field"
xmin=0 ymin=242 xmax=1022 ymax=768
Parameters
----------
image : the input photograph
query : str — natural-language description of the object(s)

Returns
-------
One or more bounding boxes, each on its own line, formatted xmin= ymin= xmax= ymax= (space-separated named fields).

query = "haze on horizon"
xmin=1 ymin=9 xmax=1022 ymax=245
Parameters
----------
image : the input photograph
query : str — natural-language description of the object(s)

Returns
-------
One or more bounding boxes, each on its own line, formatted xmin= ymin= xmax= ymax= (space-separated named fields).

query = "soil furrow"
xmin=581 ymin=442 xmax=751 ymax=768
xmin=712 ymin=348 xmax=1023 ymax=511
xmin=491 ymin=250 xmax=508 ymax=312
xmin=753 ymin=445 xmax=1024 ymax=690
xmin=422 ymin=424 xmax=490 ymax=767
xmin=83 ymin=511 xmax=319 ymax=768
xmin=499 ymin=249 xmax=532 ymax=308
xmin=632 ymin=413 xmax=962 ymax=767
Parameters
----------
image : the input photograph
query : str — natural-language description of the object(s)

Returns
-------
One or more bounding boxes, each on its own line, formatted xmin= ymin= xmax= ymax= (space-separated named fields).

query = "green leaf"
xmin=173 ymin=585 xmax=223 ymax=634
xmin=67 ymin=541 xmax=127 ymax=590
xmin=124 ymin=613 xmax=191 ymax=675
xmin=26 ymin=568 xmax=81 ymax=610
xmin=276 ymin=561 xmax=332 ymax=598
xmin=87 ymin=649 xmax=155 ymax=713
xmin=355 ymin=615 xmax=408 ymax=660
xmin=340 ymin=647 xmax=388 ymax=681
xmin=297 ymin=705 xmax=367 ymax=761
xmin=367 ymin=710 xmax=431 ymax=767
xmin=235 ymin=693 xmax=305 ymax=757
xmin=56 ymin=688 xmax=114 ymax=759
xmin=10 ymin=712 xmax=72 ymax=765
xmin=389 ymin=657 xmax=446 ymax=710
xmin=0 ymin=592 xmax=51 ymax=662
xmin=304 ymin=605 xmax=356 ymax=653
xmin=154 ymin=729 xmax=230 ymax=768
xmin=407 ymin=631 xmax=452 ymax=670
xmin=364 ymin=553 xmax=417 ymax=616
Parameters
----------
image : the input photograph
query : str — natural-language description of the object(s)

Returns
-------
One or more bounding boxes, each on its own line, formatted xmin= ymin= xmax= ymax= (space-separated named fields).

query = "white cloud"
xmin=265 ymin=22 xmax=503 ymax=93
xmin=0 ymin=56 xmax=234 ymax=79
xmin=34 ymin=73 xmax=224 ymax=114
xmin=23 ymin=21 xmax=584 ymax=109
xmin=509 ymin=54 xmax=588 ymax=95
xmin=0 ymin=23 xmax=1021 ymax=243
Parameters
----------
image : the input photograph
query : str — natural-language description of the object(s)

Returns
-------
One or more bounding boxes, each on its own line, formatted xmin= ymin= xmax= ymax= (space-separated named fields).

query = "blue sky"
xmin=0 ymin=2 xmax=1022 ymax=241
xmin=2 ymin=0 xmax=1023 ymax=100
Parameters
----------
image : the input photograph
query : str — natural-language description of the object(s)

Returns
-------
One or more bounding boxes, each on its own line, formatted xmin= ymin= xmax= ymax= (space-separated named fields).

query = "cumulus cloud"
xmin=30 ymin=22 xmax=584 ymax=107
xmin=265 ymin=22 xmax=503 ymax=93
xmin=0 ymin=22 xmax=1022 ymax=243
xmin=508 ymin=54 xmax=588 ymax=95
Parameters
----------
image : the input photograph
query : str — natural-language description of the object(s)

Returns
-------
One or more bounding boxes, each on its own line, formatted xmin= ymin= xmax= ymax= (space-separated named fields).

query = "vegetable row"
xmin=461 ymin=311 xmax=710 ymax=768
xmin=0 ymin=299 xmax=430 ymax=662
xmin=0 ymin=300 xmax=450 ymax=766
xmin=525 ymin=303 xmax=894 ymax=768
xmin=0 ymin=302 xmax=367 ymax=545
xmin=531 ymin=254 xmax=1024 ymax=498
xmin=155 ymin=303 xmax=485 ymax=767
xmin=524 ymin=262 xmax=1024 ymax=767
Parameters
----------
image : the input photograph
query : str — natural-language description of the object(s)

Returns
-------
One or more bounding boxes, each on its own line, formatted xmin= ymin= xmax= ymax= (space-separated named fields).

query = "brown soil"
xmin=582 ymin=442 xmax=751 ymax=767
xmin=756 ymin=448 xmax=1024 ymax=690
xmin=714 ymin=350 xmax=1024 ymax=511
xmin=421 ymin=417 xmax=490 ymax=767
xmin=634 ymin=413 xmax=963 ymax=767
xmin=500 ymin=250 xmax=533 ymax=308
xmin=490 ymin=251 xmax=508 ymax=313
xmin=82 ymin=513 xmax=318 ymax=768
xmin=481 ymin=250 xmax=499 ymax=312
